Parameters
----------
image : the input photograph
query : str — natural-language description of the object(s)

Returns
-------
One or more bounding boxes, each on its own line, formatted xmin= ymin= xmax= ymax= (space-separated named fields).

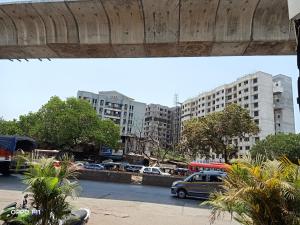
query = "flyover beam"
xmin=0 ymin=0 xmax=296 ymax=59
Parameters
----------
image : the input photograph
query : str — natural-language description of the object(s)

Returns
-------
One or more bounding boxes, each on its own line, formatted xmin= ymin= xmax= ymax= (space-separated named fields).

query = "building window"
xmin=244 ymin=137 xmax=249 ymax=142
xmin=253 ymin=86 xmax=258 ymax=92
xmin=240 ymin=146 xmax=243 ymax=150
xmin=244 ymin=104 xmax=249 ymax=108
xmin=253 ymin=94 xmax=258 ymax=100
xmin=253 ymin=78 xmax=258 ymax=83
xmin=255 ymin=137 xmax=260 ymax=142
xmin=254 ymin=111 xmax=259 ymax=117
xmin=245 ymin=146 xmax=250 ymax=150
xmin=276 ymin=99 xmax=280 ymax=103
xmin=244 ymin=88 xmax=249 ymax=93
xmin=244 ymin=80 xmax=248 ymax=85
xmin=238 ymin=83 xmax=242 ymax=87
xmin=277 ymin=115 xmax=280 ymax=119
xmin=254 ymin=102 xmax=258 ymax=108
xmin=254 ymin=119 xmax=259 ymax=125
xmin=227 ymin=95 xmax=232 ymax=100
xmin=244 ymin=96 xmax=249 ymax=100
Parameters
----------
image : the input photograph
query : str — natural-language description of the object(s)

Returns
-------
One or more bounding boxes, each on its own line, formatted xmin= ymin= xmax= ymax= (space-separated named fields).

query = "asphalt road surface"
xmin=0 ymin=174 xmax=238 ymax=225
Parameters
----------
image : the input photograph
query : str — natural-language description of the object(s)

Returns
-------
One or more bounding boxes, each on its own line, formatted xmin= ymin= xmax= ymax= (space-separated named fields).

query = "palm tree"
xmin=204 ymin=155 xmax=300 ymax=225
xmin=22 ymin=155 xmax=80 ymax=225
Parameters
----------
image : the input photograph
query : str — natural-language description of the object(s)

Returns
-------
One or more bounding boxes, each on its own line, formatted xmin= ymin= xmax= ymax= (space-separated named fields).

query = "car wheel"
xmin=177 ymin=189 xmax=186 ymax=199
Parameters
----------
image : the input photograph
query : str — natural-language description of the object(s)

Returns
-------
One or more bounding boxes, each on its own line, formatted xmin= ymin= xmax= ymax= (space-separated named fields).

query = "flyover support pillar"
xmin=296 ymin=20 xmax=300 ymax=111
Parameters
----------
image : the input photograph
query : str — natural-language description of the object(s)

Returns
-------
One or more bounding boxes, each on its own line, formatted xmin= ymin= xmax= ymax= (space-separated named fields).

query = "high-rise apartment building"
xmin=143 ymin=104 xmax=181 ymax=152
xmin=181 ymin=71 xmax=295 ymax=155
xmin=77 ymin=90 xmax=146 ymax=138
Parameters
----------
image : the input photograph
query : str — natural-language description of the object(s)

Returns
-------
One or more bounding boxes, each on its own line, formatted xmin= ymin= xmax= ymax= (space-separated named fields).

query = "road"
xmin=0 ymin=175 xmax=238 ymax=225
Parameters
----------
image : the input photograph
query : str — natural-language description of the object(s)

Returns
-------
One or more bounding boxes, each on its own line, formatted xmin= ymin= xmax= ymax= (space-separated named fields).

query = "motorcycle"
xmin=0 ymin=194 xmax=90 ymax=225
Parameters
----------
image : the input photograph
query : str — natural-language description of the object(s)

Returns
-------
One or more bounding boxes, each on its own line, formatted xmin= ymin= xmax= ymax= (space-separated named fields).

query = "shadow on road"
xmin=0 ymin=174 xmax=206 ymax=209
xmin=0 ymin=174 xmax=25 ymax=191
xmin=78 ymin=179 xmax=206 ymax=209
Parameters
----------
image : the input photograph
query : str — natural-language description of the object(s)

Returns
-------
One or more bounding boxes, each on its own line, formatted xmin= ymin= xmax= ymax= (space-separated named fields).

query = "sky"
xmin=0 ymin=56 xmax=299 ymax=132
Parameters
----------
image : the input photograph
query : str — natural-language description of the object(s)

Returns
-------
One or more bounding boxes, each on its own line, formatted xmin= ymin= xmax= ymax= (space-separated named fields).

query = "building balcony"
xmin=104 ymin=114 xmax=121 ymax=119
xmin=273 ymin=86 xmax=283 ymax=94
xmin=105 ymin=106 xmax=122 ymax=111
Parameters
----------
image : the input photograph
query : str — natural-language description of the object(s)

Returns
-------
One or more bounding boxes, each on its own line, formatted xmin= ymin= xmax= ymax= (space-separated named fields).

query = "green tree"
xmin=251 ymin=133 xmax=300 ymax=163
xmin=1 ymin=96 xmax=120 ymax=151
xmin=204 ymin=156 xmax=300 ymax=225
xmin=0 ymin=118 xmax=22 ymax=135
xmin=22 ymin=155 xmax=80 ymax=225
xmin=180 ymin=104 xmax=259 ymax=163
xmin=18 ymin=112 xmax=40 ymax=137
xmin=32 ymin=96 xmax=120 ymax=150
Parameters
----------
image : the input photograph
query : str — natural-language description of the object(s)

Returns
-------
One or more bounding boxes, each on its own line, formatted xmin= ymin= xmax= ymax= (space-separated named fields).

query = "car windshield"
xmin=184 ymin=174 xmax=195 ymax=182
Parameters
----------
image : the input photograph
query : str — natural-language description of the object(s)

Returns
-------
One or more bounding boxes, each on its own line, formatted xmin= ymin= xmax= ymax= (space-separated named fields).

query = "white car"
xmin=140 ymin=166 xmax=171 ymax=176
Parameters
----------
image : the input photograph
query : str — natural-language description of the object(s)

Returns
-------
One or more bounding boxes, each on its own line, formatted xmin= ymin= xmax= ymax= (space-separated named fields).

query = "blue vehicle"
xmin=0 ymin=136 xmax=36 ymax=175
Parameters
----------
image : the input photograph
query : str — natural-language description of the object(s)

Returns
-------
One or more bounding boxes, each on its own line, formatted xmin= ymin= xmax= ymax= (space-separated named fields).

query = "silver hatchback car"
xmin=171 ymin=170 xmax=226 ymax=199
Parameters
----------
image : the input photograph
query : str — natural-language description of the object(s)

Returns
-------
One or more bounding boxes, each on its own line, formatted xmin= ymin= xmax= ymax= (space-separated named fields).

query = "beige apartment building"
xmin=181 ymin=71 xmax=295 ymax=155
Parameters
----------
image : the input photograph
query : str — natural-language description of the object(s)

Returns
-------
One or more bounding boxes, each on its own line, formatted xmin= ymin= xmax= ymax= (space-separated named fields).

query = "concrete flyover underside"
xmin=0 ymin=0 xmax=296 ymax=59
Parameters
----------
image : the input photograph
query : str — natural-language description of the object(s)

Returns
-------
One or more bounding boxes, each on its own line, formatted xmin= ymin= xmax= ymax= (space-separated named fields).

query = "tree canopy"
xmin=251 ymin=133 xmax=300 ymax=163
xmin=180 ymin=104 xmax=259 ymax=163
xmin=0 ymin=96 xmax=120 ymax=150
xmin=0 ymin=118 xmax=22 ymax=135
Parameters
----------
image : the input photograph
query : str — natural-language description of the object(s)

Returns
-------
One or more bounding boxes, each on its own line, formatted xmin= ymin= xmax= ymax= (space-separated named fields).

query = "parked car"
xmin=84 ymin=163 xmax=104 ymax=170
xmin=174 ymin=168 xmax=189 ymax=176
xmin=140 ymin=166 xmax=171 ymax=176
xmin=102 ymin=162 xmax=121 ymax=171
xmin=125 ymin=164 xmax=143 ymax=173
xmin=170 ymin=171 xmax=226 ymax=199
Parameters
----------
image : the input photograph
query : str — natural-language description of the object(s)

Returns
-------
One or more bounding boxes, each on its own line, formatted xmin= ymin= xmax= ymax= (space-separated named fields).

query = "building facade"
xmin=143 ymin=104 xmax=181 ymax=152
xmin=77 ymin=90 xmax=146 ymax=138
xmin=181 ymin=71 xmax=295 ymax=155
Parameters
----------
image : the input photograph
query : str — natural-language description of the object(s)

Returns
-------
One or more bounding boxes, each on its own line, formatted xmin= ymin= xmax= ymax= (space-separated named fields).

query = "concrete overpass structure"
xmin=0 ymin=0 xmax=296 ymax=59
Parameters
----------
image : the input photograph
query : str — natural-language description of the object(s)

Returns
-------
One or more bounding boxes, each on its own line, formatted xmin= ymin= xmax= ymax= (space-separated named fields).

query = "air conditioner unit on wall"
xmin=288 ymin=0 xmax=300 ymax=20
